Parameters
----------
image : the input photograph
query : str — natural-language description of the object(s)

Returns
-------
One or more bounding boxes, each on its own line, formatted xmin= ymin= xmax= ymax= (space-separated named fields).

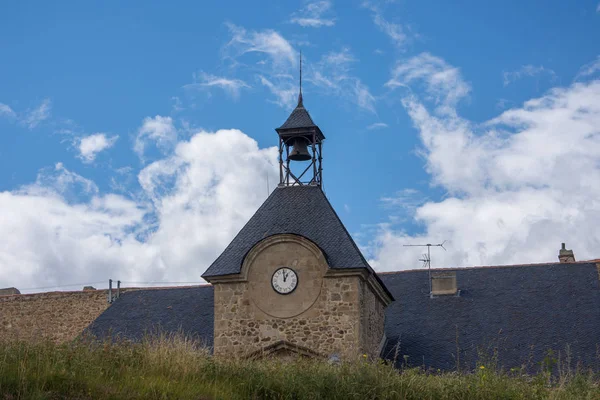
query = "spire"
xmin=298 ymin=50 xmax=303 ymax=107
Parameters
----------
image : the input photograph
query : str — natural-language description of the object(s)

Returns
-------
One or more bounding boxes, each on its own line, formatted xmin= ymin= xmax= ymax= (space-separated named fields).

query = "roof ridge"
xmin=376 ymin=261 xmax=598 ymax=275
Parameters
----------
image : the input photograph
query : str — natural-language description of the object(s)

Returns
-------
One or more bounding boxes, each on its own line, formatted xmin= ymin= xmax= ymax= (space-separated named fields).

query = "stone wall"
xmin=358 ymin=279 xmax=386 ymax=359
xmin=210 ymin=234 xmax=393 ymax=361
xmin=0 ymin=290 xmax=111 ymax=343
xmin=213 ymin=275 xmax=362 ymax=359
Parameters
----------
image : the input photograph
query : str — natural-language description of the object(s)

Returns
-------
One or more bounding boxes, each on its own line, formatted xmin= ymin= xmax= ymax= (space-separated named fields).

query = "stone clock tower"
xmin=202 ymin=86 xmax=393 ymax=360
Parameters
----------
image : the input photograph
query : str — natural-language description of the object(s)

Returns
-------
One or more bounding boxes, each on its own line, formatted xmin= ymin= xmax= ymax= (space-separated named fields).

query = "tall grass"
xmin=0 ymin=335 xmax=599 ymax=399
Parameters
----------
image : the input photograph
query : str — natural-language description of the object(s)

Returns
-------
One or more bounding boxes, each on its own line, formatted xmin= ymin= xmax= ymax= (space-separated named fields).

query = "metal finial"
xmin=298 ymin=50 xmax=303 ymax=107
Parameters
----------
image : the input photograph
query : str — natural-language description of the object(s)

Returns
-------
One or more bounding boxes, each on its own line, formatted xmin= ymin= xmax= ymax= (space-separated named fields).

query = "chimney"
xmin=558 ymin=243 xmax=576 ymax=263
xmin=430 ymin=271 xmax=458 ymax=296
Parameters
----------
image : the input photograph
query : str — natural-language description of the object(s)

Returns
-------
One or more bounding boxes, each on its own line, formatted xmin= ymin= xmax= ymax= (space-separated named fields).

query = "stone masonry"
xmin=213 ymin=276 xmax=362 ymax=359
xmin=0 ymin=290 xmax=111 ymax=343
xmin=359 ymin=278 xmax=386 ymax=359
xmin=211 ymin=234 xmax=389 ymax=360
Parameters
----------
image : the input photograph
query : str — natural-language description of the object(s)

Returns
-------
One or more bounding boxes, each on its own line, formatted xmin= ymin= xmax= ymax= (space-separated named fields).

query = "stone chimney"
xmin=558 ymin=243 xmax=576 ymax=263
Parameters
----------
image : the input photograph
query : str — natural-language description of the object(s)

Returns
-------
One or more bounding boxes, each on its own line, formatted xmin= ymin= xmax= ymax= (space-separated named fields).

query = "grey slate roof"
xmin=87 ymin=262 xmax=600 ymax=372
xmin=277 ymin=104 xmax=316 ymax=130
xmin=202 ymin=186 xmax=373 ymax=278
xmin=86 ymin=286 xmax=213 ymax=349
xmin=380 ymin=262 xmax=600 ymax=372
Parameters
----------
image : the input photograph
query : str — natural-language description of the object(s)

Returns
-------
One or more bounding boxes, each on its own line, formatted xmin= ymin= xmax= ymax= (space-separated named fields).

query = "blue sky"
xmin=1 ymin=0 xmax=600 ymax=292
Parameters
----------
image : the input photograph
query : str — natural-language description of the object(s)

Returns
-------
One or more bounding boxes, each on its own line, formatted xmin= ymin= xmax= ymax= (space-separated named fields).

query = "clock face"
xmin=271 ymin=267 xmax=298 ymax=295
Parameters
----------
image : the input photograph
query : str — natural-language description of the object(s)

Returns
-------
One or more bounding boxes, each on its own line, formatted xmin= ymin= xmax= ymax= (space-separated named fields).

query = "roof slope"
xmin=202 ymin=186 xmax=372 ymax=278
xmin=86 ymin=286 xmax=213 ymax=348
xmin=379 ymin=262 xmax=600 ymax=372
xmin=87 ymin=262 xmax=600 ymax=372
xmin=277 ymin=104 xmax=316 ymax=130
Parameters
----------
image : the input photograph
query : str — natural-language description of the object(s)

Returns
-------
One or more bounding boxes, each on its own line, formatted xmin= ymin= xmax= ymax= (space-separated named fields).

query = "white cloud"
xmin=371 ymin=55 xmax=600 ymax=271
xmin=363 ymin=1 xmax=409 ymax=48
xmin=134 ymin=115 xmax=177 ymax=162
xmin=21 ymin=162 xmax=99 ymax=199
xmin=367 ymin=122 xmax=388 ymax=130
xmin=221 ymin=26 xmax=373 ymax=113
xmin=381 ymin=188 xmax=428 ymax=213
xmin=309 ymin=48 xmax=377 ymax=113
xmin=373 ymin=13 xmax=407 ymax=46
xmin=22 ymin=98 xmax=51 ymax=129
xmin=0 ymin=103 xmax=16 ymax=118
xmin=290 ymin=1 xmax=336 ymax=28
xmin=225 ymin=23 xmax=296 ymax=68
xmin=222 ymin=23 xmax=297 ymax=108
xmin=502 ymin=65 xmax=557 ymax=86
xmin=354 ymin=80 xmax=376 ymax=113
xmin=0 ymin=126 xmax=279 ymax=293
xmin=184 ymin=71 xmax=250 ymax=99
xmin=575 ymin=56 xmax=600 ymax=81
xmin=386 ymin=52 xmax=471 ymax=111
xmin=258 ymin=75 xmax=298 ymax=109
xmin=77 ymin=133 xmax=119 ymax=163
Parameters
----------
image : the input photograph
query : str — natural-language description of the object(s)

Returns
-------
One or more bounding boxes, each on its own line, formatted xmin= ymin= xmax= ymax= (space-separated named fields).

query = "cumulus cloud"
xmin=77 ymin=133 xmax=118 ymax=163
xmin=502 ymin=65 xmax=557 ymax=86
xmin=134 ymin=116 xmax=177 ymax=162
xmin=370 ymin=54 xmax=600 ymax=271
xmin=0 ymin=127 xmax=279 ymax=293
xmin=22 ymin=98 xmax=51 ymax=129
xmin=290 ymin=1 xmax=336 ymax=28
xmin=184 ymin=71 xmax=250 ymax=99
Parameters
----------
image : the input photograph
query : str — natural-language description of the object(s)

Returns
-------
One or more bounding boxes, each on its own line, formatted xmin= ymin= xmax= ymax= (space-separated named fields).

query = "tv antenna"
xmin=403 ymin=241 xmax=447 ymax=295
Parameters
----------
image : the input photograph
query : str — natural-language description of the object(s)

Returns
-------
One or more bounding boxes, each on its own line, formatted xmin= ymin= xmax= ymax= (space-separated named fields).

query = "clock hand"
xmin=283 ymin=270 xmax=288 ymax=282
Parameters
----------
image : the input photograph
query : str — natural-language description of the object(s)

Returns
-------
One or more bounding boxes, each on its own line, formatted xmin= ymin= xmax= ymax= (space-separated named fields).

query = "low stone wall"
xmin=0 ymin=290 xmax=111 ymax=343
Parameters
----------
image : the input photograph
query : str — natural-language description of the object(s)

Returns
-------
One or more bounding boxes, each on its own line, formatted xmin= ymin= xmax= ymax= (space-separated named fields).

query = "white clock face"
xmin=271 ymin=267 xmax=298 ymax=295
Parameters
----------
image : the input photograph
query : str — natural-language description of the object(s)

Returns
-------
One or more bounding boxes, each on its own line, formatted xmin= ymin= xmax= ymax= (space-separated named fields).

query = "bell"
xmin=288 ymin=138 xmax=311 ymax=161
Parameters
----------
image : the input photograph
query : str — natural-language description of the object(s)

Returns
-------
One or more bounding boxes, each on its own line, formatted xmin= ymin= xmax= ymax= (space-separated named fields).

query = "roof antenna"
xmin=403 ymin=241 xmax=447 ymax=296
xmin=298 ymin=50 xmax=303 ymax=107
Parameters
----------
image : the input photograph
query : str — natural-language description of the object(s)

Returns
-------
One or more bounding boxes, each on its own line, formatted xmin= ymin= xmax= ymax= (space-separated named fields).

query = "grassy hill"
xmin=1 ymin=335 xmax=599 ymax=399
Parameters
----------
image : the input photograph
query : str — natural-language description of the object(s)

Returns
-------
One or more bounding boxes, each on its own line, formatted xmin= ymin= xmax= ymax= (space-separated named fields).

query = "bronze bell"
xmin=288 ymin=137 xmax=311 ymax=161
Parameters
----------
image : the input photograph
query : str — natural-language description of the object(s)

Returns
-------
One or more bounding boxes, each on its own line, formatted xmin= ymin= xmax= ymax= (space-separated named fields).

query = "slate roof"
xmin=380 ymin=262 xmax=600 ymax=372
xmin=202 ymin=185 xmax=373 ymax=278
xmin=277 ymin=104 xmax=317 ymax=130
xmin=86 ymin=286 xmax=213 ymax=349
xmin=87 ymin=262 xmax=600 ymax=372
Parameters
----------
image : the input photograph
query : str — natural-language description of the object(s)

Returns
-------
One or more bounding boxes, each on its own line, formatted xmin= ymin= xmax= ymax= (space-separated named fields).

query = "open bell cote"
xmin=276 ymin=91 xmax=325 ymax=187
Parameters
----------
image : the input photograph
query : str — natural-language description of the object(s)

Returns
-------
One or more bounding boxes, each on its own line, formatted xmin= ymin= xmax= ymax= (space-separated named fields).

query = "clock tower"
xmin=202 ymin=82 xmax=393 ymax=361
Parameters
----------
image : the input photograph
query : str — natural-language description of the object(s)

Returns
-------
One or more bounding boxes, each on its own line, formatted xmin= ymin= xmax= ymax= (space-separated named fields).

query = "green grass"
xmin=0 ymin=336 xmax=599 ymax=400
